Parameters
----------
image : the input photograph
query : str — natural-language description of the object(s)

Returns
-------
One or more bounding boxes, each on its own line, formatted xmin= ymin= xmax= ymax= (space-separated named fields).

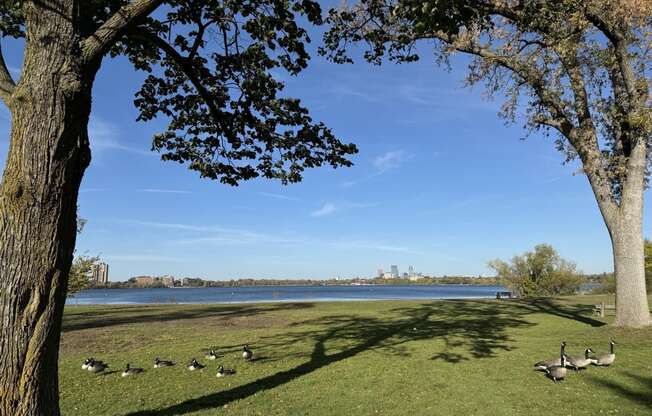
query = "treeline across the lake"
xmin=89 ymin=275 xmax=502 ymax=289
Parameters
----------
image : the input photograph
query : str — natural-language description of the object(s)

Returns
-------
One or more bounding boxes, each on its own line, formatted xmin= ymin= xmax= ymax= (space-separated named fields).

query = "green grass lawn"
xmin=59 ymin=294 xmax=652 ymax=415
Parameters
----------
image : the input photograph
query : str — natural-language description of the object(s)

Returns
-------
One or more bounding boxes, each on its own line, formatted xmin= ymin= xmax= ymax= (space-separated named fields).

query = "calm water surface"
xmin=67 ymin=284 xmax=507 ymax=305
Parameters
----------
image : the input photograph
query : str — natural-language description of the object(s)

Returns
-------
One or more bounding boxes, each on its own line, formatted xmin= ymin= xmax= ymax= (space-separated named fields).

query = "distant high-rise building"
xmin=92 ymin=262 xmax=109 ymax=285
xmin=377 ymin=269 xmax=384 ymax=278
xmin=390 ymin=265 xmax=399 ymax=278
xmin=408 ymin=265 xmax=414 ymax=276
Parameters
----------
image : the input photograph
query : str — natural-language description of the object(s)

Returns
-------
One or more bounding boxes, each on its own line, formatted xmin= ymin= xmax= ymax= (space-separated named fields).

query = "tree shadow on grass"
xmin=587 ymin=371 xmax=652 ymax=409
xmin=124 ymin=300 xmax=535 ymax=416
xmin=62 ymin=302 xmax=314 ymax=332
xmin=519 ymin=298 xmax=606 ymax=327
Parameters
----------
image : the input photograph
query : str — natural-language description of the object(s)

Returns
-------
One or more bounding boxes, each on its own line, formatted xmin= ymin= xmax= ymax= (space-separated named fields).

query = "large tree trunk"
xmin=609 ymin=142 xmax=651 ymax=327
xmin=611 ymin=212 xmax=651 ymax=327
xmin=0 ymin=2 xmax=94 ymax=415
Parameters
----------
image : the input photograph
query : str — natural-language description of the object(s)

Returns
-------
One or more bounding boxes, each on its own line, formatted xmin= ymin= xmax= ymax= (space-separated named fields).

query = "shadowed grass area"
xmin=59 ymin=295 xmax=652 ymax=415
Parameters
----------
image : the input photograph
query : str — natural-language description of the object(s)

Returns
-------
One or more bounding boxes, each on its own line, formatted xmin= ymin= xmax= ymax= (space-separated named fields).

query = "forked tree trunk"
xmin=0 ymin=2 xmax=94 ymax=415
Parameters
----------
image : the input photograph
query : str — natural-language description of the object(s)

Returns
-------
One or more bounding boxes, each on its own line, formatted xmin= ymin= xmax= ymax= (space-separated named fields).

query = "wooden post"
xmin=600 ymin=301 xmax=606 ymax=318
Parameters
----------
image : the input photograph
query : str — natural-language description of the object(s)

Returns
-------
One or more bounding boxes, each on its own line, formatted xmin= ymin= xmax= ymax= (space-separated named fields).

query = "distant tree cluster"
xmin=66 ymin=255 xmax=101 ymax=296
xmin=489 ymin=244 xmax=582 ymax=298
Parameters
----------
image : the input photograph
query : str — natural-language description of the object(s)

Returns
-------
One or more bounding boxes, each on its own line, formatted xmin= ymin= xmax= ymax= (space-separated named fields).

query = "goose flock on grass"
xmin=81 ymin=345 xmax=252 ymax=378
xmin=81 ymin=340 xmax=616 ymax=384
xmin=534 ymin=340 xmax=616 ymax=382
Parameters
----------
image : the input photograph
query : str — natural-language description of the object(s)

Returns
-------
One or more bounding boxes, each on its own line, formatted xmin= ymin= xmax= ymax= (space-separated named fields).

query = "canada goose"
xmin=593 ymin=340 xmax=616 ymax=366
xmin=534 ymin=342 xmax=567 ymax=371
xmin=87 ymin=360 xmax=108 ymax=374
xmin=546 ymin=354 xmax=568 ymax=383
xmin=242 ymin=345 xmax=253 ymax=360
xmin=121 ymin=363 xmax=144 ymax=377
xmin=154 ymin=358 xmax=175 ymax=368
xmin=81 ymin=358 xmax=94 ymax=370
xmin=187 ymin=359 xmax=205 ymax=371
xmin=566 ymin=348 xmax=595 ymax=370
xmin=216 ymin=365 xmax=236 ymax=377
xmin=205 ymin=350 xmax=218 ymax=360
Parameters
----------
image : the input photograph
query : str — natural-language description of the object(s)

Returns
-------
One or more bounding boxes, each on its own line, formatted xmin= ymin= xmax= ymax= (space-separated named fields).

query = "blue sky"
xmin=1 ymin=17 xmax=650 ymax=281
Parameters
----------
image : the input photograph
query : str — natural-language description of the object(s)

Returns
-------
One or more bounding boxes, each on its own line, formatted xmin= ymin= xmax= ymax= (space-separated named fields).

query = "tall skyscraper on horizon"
xmin=390 ymin=265 xmax=399 ymax=278
xmin=92 ymin=262 xmax=109 ymax=285
xmin=408 ymin=265 xmax=414 ymax=276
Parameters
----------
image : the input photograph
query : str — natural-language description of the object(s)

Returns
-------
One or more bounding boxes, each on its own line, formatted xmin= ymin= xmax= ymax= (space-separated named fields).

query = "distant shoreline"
xmin=85 ymin=280 xmax=500 ymax=290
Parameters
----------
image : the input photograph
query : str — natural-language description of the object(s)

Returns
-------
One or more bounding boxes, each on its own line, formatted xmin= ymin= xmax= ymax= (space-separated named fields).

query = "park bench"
xmin=593 ymin=301 xmax=616 ymax=317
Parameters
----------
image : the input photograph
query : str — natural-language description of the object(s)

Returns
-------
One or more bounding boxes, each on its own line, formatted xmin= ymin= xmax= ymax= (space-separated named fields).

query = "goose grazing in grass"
xmin=534 ymin=341 xmax=566 ymax=371
xmin=546 ymin=353 xmax=567 ymax=383
xmin=242 ymin=345 xmax=253 ymax=361
xmin=154 ymin=358 xmax=175 ymax=368
xmin=187 ymin=359 xmax=205 ymax=371
xmin=205 ymin=350 xmax=218 ymax=360
xmin=566 ymin=348 xmax=595 ymax=370
xmin=592 ymin=340 xmax=616 ymax=366
xmin=216 ymin=365 xmax=236 ymax=378
xmin=87 ymin=360 xmax=108 ymax=374
xmin=121 ymin=363 xmax=144 ymax=377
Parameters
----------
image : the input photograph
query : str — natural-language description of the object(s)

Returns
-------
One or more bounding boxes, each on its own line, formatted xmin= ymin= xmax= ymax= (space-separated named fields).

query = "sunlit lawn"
xmin=59 ymin=294 xmax=652 ymax=415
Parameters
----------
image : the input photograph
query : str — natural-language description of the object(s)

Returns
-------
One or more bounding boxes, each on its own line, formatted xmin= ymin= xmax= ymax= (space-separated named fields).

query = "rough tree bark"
xmin=585 ymin=137 xmax=651 ymax=327
xmin=606 ymin=142 xmax=651 ymax=327
xmin=0 ymin=2 xmax=96 ymax=415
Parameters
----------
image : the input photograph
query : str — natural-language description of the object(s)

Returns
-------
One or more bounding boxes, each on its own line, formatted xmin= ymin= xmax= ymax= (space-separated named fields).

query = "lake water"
xmin=67 ymin=284 xmax=507 ymax=305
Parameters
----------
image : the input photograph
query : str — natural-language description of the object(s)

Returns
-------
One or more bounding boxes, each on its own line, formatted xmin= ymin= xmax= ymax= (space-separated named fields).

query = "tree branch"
xmin=584 ymin=10 xmax=638 ymax=103
xmin=81 ymin=0 xmax=163 ymax=64
xmin=0 ymin=40 xmax=16 ymax=107
xmin=130 ymin=28 xmax=233 ymax=140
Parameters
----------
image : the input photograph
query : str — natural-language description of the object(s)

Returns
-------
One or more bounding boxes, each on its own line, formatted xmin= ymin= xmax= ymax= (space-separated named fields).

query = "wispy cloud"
xmin=89 ymin=116 xmax=153 ymax=156
xmin=258 ymin=192 xmax=301 ymax=202
xmin=140 ymin=188 xmax=191 ymax=194
xmin=374 ymin=150 xmax=411 ymax=173
xmin=104 ymin=254 xmax=185 ymax=262
xmin=79 ymin=187 xmax=108 ymax=193
xmin=329 ymin=85 xmax=381 ymax=103
xmin=331 ymin=240 xmax=419 ymax=254
xmin=341 ymin=150 xmax=411 ymax=188
xmin=117 ymin=218 xmax=420 ymax=254
xmin=310 ymin=201 xmax=376 ymax=218
xmin=311 ymin=203 xmax=338 ymax=217
xmin=119 ymin=220 xmax=304 ymax=246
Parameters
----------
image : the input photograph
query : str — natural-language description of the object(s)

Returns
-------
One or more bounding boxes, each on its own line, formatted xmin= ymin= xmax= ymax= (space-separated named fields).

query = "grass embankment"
xmin=60 ymin=294 xmax=652 ymax=415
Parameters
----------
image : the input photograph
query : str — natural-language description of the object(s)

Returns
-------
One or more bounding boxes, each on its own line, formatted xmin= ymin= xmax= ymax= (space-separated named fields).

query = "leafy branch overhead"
xmin=322 ymin=0 xmax=652 ymax=209
xmin=1 ymin=0 xmax=357 ymax=186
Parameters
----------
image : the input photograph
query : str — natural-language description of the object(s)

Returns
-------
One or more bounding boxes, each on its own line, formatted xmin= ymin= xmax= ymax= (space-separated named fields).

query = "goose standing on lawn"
xmin=121 ymin=363 xmax=144 ymax=377
xmin=534 ymin=341 xmax=566 ymax=371
xmin=566 ymin=348 xmax=595 ymax=370
xmin=593 ymin=340 xmax=616 ymax=366
xmin=242 ymin=345 xmax=253 ymax=361
xmin=546 ymin=352 xmax=568 ymax=383
xmin=187 ymin=359 xmax=205 ymax=371
xmin=154 ymin=358 xmax=175 ymax=368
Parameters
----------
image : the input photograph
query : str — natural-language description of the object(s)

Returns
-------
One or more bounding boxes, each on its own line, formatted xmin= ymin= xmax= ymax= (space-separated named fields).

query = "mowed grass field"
xmin=59 ymin=294 xmax=652 ymax=415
